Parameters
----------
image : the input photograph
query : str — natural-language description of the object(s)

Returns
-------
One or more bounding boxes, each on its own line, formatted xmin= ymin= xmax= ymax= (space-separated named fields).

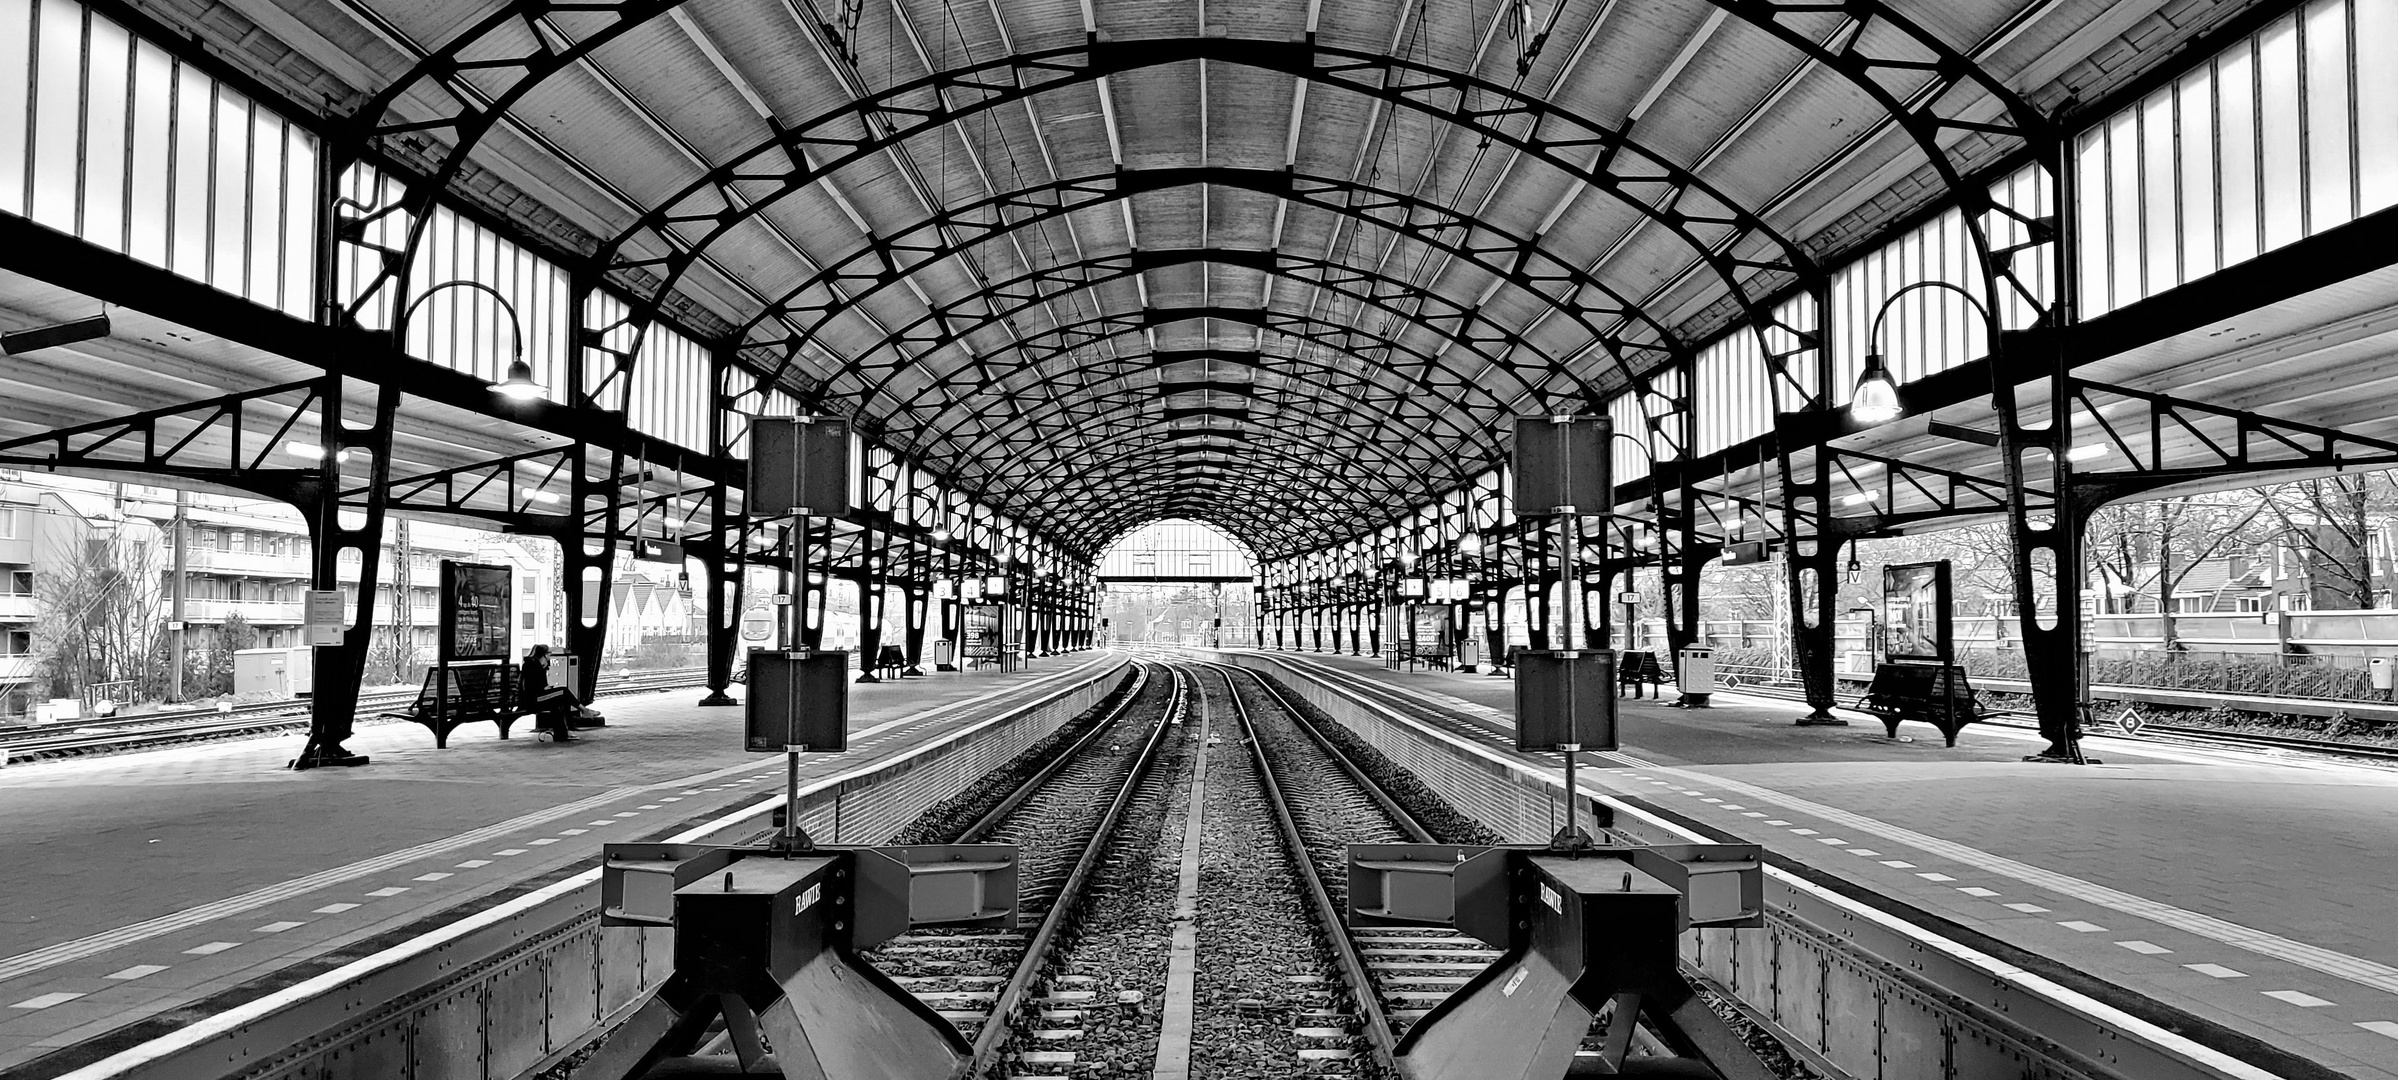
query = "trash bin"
xmin=2372 ymin=656 xmax=2394 ymax=695
xmin=1678 ymin=646 xmax=1715 ymax=708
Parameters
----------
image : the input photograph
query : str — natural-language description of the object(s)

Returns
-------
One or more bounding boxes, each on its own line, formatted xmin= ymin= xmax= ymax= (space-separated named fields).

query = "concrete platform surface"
xmin=1257 ymin=649 xmax=2398 ymax=1080
xmin=0 ymin=653 xmax=1125 ymax=1073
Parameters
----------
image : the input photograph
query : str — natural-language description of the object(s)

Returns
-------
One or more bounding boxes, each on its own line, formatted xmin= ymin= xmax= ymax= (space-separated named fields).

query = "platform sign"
xmin=439 ymin=560 xmax=515 ymax=663
xmin=1881 ymin=560 xmax=1953 ymax=664
xmin=744 ymin=649 xmax=850 ymax=752
xmin=1511 ymin=414 xmax=1612 ymax=513
xmin=303 ymin=589 xmax=344 ymax=646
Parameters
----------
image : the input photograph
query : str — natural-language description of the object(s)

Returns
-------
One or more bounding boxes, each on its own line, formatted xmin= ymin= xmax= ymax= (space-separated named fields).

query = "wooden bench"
xmin=377 ymin=663 xmax=526 ymax=748
xmin=1618 ymin=651 xmax=1668 ymax=698
xmin=1858 ymin=662 xmax=1979 ymax=746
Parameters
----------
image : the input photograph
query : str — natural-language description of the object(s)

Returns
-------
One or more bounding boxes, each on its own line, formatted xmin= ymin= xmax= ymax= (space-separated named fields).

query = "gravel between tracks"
xmin=1189 ymin=667 xmax=1357 ymax=1079
xmin=1001 ymin=697 xmax=1196 ymax=1077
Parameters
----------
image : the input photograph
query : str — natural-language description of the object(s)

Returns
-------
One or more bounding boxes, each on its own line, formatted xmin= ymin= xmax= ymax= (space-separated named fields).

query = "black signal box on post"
xmin=1513 ymin=415 xmax=1612 ymax=512
xmin=1515 ymin=650 xmax=1617 ymax=751
xmin=744 ymin=649 xmax=851 ymax=752
xmin=748 ymin=416 xmax=852 ymax=518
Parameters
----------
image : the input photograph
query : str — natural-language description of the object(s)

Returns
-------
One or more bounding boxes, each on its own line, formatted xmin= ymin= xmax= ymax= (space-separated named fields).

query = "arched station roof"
xmin=226 ymin=0 xmax=2240 ymax=560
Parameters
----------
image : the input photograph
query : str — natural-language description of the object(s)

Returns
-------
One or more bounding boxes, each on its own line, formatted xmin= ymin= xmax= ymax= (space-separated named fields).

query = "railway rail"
xmin=0 ymin=666 xmax=712 ymax=762
xmin=860 ymin=661 xmax=1185 ymax=1077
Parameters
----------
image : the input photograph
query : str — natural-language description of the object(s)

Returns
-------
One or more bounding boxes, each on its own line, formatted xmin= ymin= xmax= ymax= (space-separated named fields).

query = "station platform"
xmin=1252 ymin=649 xmax=2398 ymax=1080
xmin=0 ymin=654 xmax=1124 ymax=1076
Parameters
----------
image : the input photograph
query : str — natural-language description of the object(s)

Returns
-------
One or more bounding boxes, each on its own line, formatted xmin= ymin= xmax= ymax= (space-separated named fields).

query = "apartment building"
xmin=0 ymin=472 xmax=557 ymax=718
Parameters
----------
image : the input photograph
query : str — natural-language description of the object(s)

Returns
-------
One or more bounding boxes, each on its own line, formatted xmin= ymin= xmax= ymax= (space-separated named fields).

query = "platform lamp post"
xmin=294 ymin=280 xmax=529 ymax=770
xmin=1856 ymin=280 xmax=2088 ymax=764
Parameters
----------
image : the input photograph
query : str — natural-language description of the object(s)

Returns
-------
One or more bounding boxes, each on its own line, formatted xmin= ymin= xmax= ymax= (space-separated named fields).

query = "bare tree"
xmin=2260 ymin=474 xmax=2388 ymax=609
xmin=2086 ymin=495 xmax=2269 ymax=648
xmin=32 ymin=522 xmax=168 ymax=703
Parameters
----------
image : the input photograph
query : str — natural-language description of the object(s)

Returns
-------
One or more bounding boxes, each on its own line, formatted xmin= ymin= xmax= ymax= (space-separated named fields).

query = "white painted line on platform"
xmin=1816 ymin=837 xmax=1849 ymax=845
xmin=456 ymin=860 xmax=491 ymax=869
xmin=104 ymin=966 xmax=166 ymax=981
xmin=2261 ymin=990 xmax=2332 ymax=1007
xmin=613 ymin=812 xmax=639 ymax=818
xmin=412 ymin=873 xmax=451 ymax=882
xmin=2357 ymin=1020 xmax=2398 ymax=1038
xmin=1917 ymin=872 xmax=1956 ymax=882
xmin=585 ymin=820 xmax=615 ymax=827
xmin=2058 ymin=921 xmax=2107 ymax=933
xmin=1789 ymin=828 xmax=1819 ymax=835
xmin=182 ymin=942 xmax=238 ymax=955
xmin=312 ymin=904 xmax=358 ymax=914
xmin=1848 ymin=849 xmax=1880 ymax=856
xmin=1633 ymin=764 xmax=2398 ymax=998
xmin=2116 ymin=941 xmax=2171 ymax=955
xmin=11 ymin=992 xmax=85 ymax=1009
xmin=364 ymin=887 xmax=408 ymax=897
xmin=560 ymin=829 xmax=588 ymax=836
xmin=2003 ymin=903 xmax=2051 ymax=914
xmin=1956 ymin=887 xmax=1999 ymax=897
xmin=1880 ymin=860 xmax=1916 ymax=868
xmin=2188 ymin=964 xmax=2248 ymax=979
xmin=529 ymin=838 xmax=559 ymax=845
xmin=252 ymin=922 xmax=304 ymax=934
xmin=1764 ymin=820 xmax=1791 ymax=826
xmin=40 ymin=655 xmax=1132 ymax=1080
xmin=493 ymin=849 xmax=527 ymax=856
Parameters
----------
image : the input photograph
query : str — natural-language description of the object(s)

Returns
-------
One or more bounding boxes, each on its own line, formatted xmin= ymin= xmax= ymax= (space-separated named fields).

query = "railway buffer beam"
xmin=581 ymin=841 xmax=1019 ymax=1079
xmin=1350 ymin=842 xmax=1770 ymax=1079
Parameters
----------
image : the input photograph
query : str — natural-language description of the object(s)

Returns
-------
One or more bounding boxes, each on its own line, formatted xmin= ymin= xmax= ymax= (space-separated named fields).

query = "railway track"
xmin=1713 ymin=666 xmax=2398 ymax=762
xmin=860 ymin=662 xmax=1186 ymax=1078
xmin=0 ymin=667 xmax=711 ymax=761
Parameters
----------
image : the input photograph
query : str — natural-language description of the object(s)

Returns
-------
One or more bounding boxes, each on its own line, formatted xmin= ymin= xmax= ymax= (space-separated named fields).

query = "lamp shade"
xmin=492 ymin=358 xmax=544 ymax=401
xmin=1851 ymin=353 xmax=1901 ymax=423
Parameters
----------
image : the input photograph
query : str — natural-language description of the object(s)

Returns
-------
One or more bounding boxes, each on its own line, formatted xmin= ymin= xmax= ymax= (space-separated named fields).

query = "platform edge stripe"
xmin=1224 ymin=650 xmax=2295 ymax=1080
xmin=0 ymin=654 xmax=1115 ymax=988
xmin=42 ymin=656 xmax=1130 ymax=1080
xmin=0 ymin=783 xmax=646 ymax=984
xmin=1644 ymin=765 xmax=2398 ymax=997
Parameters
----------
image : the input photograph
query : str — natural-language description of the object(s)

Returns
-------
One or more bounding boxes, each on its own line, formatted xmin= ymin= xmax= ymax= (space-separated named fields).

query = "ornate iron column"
xmin=857 ymin=527 xmax=885 ymax=683
xmin=292 ymin=377 xmax=401 ymax=769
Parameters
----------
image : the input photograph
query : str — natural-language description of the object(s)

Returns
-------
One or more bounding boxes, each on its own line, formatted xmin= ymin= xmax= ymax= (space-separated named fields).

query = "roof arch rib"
xmin=1018 ymin=450 xmax=1421 ymax=559
xmin=821 ymin=246 xmax=1616 ymax=423
xmin=935 ymin=357 xmax=1496 ymax=482
xmin=832 ymin=303 xmax=1527 ymax=485
xmin=954 ymin=387 xmax=1453 ymax=509
xmin=728 ymin=166 xmax=1697 ymax=390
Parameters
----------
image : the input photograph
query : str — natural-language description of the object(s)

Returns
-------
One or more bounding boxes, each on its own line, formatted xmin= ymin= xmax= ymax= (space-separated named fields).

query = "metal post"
xmin=698 ymin=514 xmax=741 ymax=707
xmin=167 ymin=489 xmax=187 ymax=702
xmin=857 ymin=527 xmax=883 ymax=683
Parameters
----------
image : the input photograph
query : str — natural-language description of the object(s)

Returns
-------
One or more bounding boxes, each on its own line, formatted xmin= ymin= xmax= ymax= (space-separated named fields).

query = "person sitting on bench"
xmin=520 ymin=644 xmax=580 ymax=743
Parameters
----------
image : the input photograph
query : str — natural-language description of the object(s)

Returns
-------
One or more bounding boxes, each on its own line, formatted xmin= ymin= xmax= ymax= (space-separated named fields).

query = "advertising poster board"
xmin=440 ymin=560 xmax=516 ymax=663
xmin=1881 ymin=560 xmax=1953 ymax=663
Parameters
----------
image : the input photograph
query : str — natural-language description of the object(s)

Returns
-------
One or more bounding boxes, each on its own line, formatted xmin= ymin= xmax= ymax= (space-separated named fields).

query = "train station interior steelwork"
xmin=3 ymin=0 xmax=2397 ymax=1077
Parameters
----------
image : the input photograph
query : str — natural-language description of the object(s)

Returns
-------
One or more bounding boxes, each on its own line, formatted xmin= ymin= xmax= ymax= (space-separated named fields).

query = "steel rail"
xmin=1223 ymin=662 xmax=1435 ymax=845
xmin=957 ymin=662 xmax=1156 ymax=842
xmin=1212 ymin=662 xmax=1406 ymax=1076
xmin=960 ymin=663 xmax=1185 ymax=1076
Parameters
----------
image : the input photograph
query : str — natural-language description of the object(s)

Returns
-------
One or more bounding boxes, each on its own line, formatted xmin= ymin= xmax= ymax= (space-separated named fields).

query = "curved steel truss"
xmin=325 ymin=2 xmax=2060 ymax=560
